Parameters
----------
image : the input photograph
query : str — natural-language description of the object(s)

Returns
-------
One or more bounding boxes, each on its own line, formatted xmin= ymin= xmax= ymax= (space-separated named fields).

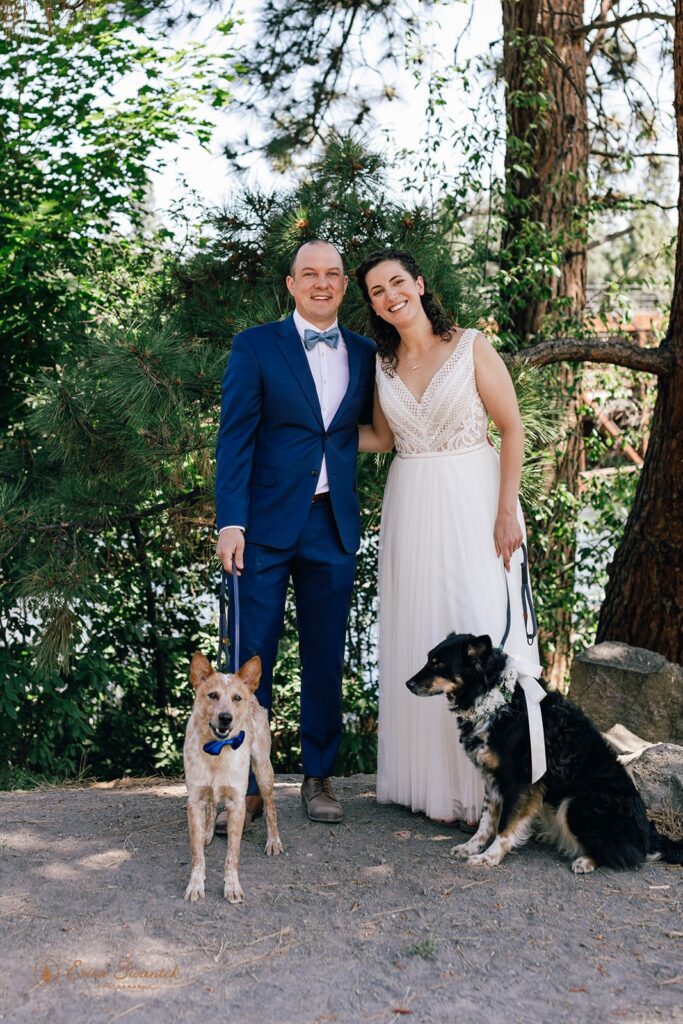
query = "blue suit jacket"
xmin=216 ymin=315 xmax=376 ymax=553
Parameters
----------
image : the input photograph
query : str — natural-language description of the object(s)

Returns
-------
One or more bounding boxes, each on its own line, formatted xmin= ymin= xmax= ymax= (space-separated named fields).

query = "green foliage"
xmin=0 ymin=0 xmax=236 ymax=780
xmin=531 ymin=467 xmax=638 ymax=678
xmin=0 ymin=3 xmax=235 ymax=429
xmin=408 ymin=937 xmax=438 ymax=960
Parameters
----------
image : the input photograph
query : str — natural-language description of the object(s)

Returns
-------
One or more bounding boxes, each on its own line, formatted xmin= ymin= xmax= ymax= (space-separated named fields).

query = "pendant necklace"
xmin=408 ymin=345 xmax=434 ymax=370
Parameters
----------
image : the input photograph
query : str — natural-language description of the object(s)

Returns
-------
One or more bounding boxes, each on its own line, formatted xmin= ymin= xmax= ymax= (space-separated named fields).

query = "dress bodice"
xmin=376 ymin=328 xmax=488 ymax=455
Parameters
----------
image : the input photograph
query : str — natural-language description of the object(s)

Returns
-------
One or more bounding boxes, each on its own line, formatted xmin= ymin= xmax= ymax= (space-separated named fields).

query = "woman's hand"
xmin=494 ymin=509 xmax=523 ymax=572
xmin=473 ymin=334 xmax=525 ymax=573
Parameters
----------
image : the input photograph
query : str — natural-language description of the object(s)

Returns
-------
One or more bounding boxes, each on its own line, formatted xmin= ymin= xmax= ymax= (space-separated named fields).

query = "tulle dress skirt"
xmin=376 ymin=441 xmax=539 ymax=823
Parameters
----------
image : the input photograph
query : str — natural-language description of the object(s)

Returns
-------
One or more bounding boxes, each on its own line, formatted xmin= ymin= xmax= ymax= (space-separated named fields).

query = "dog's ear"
xmin=237 ymin=656 xmax=262 ymax=693
xmin=190 ymin=652 xmax=213 ymax=689
xmin=466 ymin=635 xmax=492 ymax=666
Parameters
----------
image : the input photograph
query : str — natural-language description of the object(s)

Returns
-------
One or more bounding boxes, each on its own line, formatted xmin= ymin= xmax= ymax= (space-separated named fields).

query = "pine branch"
xmin=511 ymin=337 xmax=674 ymax=376
xmin=11 ymin=486 xmax=208 ymax=541
xmin=578 ymin=11 xmax=675 ymax=35
xmin=590 ymin=149 xmax=678 ymax=158
xmin=587 ymin=226 xmax=635 ymax=249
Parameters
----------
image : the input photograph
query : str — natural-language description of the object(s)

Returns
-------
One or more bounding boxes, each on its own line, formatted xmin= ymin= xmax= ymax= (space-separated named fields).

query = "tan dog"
xmin=183 ymin=653 xmax=283 ymax=904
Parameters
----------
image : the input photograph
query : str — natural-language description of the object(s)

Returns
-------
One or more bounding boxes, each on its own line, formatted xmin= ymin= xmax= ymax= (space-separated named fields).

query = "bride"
xmin=357 ymin=249 xmax=541 ymax=828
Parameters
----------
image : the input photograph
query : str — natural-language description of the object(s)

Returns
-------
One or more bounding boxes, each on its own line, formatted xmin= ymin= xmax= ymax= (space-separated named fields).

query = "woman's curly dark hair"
xmin=355 ymin=249 xmax=456 ymax=370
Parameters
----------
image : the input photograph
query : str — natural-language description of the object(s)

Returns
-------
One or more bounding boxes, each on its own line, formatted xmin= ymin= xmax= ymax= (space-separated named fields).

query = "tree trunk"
xmin=596 ymin=0 xmax=683 ymax=665
xmin=501 ymin=0 xmax=588 ymax=341
xmin=502 ymin=0 xmax=588 ymax=687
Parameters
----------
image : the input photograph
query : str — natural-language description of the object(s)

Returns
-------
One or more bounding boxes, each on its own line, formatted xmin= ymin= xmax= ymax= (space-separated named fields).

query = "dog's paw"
xmin=265 ymin=835 xmax=283 ymax=856
xmin=184 ymin=879 xmax=205 ymax=902
xmin=467 ymin=851 xmax=499 ymax=868
xmin=571 ymin=856 xmax=596 ymax=875
xmin=451 ymin=841 xmax=480 ymax=859
xmin=224 ymin=872 xmax=244 ymax=904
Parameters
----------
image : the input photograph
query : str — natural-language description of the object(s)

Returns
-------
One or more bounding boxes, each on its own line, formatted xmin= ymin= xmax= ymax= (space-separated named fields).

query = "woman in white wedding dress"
xmin=357 ymin=250 xmax=540 ymax=828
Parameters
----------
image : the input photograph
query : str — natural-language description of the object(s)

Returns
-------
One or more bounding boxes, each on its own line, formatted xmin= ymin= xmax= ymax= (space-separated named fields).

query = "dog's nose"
xmin=218 ymin=713 xmax=233 ymax=728
xmin=405 ymin=678 xmax=416 ymax=693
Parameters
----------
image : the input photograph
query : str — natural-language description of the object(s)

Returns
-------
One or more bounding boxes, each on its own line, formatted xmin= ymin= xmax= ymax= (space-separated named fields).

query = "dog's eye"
xmin=233 ymin=694 xmax=242 ymax=703
xmin=207 ymin=691 xmax=219 ymax=701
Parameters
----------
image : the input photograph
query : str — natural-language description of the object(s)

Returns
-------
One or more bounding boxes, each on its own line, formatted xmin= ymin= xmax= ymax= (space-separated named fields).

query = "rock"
xmin=570 ymin=642 xmax=683 ymax=744
xmin=627 ymin=743 xmax=683 ymax=817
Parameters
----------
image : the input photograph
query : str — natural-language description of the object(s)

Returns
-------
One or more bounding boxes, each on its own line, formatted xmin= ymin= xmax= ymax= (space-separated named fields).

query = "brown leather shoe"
xmin=215 ymin=795 xmax=263 ymax=835
xmin=301 ymin=776 xmax=343 ymax=822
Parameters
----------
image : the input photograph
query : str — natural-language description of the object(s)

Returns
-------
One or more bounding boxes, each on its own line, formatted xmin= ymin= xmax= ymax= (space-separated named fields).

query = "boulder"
xmin=628 ymin=743 xmax=683 ymax=818
xmin=570 ymin=642 xmax=683 ymax=744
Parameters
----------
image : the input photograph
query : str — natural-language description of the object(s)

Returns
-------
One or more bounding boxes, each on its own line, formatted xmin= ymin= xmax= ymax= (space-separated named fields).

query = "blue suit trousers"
xmin=228 ymin=498 xmax=356 ymax=792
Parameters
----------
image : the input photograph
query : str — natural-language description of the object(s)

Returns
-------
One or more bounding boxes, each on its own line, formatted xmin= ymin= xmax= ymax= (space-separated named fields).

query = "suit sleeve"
xmin=358 ymin=349 xmax=375 ymax=425
xmin=215 ymin=332 xmax=262 ymax=531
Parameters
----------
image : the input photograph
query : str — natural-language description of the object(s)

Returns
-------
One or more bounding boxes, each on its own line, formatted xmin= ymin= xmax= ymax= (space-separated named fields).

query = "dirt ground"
xmin=1 ymin=773 xmax=682 ymax=1024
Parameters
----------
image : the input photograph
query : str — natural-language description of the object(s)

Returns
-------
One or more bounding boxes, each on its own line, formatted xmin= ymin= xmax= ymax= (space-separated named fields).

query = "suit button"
xmin=311 ymin=470 xmax=317 ymax=476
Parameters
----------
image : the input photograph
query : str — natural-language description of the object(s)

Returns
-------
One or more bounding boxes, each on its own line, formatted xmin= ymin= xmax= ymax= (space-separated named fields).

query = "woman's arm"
xmin=473 ymin=333 xmax=525 ymax=572
xmin=359 ymin=382 xmax=394 ymax=453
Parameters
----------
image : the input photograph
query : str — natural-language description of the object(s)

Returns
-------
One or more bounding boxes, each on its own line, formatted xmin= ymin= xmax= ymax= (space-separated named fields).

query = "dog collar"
xmin=203 ymin=731 xmax=246 ymax=756
xmin=457 ymin=667 xmax=519 ymax=723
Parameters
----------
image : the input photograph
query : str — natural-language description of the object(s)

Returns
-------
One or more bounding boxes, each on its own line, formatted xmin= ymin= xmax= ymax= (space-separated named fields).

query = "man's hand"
xmin=216 ymin=528 xmax=245 ymax=575
xmin=494 ymin=510 xmax=523 ymax=573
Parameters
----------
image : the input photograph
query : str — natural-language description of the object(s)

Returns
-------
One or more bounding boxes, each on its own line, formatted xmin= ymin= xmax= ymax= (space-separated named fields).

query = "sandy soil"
xmin=1 ymin=774 xmax=682 ymax=1024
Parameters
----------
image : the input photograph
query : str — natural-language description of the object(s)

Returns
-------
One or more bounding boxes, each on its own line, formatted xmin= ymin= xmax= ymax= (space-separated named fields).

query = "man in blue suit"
xmin=215 ymin=240 xmax=376 ymax=824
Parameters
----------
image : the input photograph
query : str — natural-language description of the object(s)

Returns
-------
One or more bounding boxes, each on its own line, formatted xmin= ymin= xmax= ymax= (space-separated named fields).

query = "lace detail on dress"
xmin=376 ymin=328 xmax=488 ymax=455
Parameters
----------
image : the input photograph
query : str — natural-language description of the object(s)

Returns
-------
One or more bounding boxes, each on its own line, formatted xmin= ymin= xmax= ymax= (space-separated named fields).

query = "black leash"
xmin=499 ymin=542 xmax=538 ymax=648
xmin=520 ymin=542 xmax=538 ymax=645
xmin=217 ymin=561 xmax=240 ymax=672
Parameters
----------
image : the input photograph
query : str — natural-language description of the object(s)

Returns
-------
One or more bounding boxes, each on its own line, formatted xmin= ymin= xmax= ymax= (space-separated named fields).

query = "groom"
xmin=215 ymin=240 xmax=375 ymax=823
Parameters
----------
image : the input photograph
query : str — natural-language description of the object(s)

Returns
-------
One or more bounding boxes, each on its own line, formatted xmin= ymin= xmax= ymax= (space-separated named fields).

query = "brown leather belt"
xmin=312 ymin=491 xmax=330 ymax=504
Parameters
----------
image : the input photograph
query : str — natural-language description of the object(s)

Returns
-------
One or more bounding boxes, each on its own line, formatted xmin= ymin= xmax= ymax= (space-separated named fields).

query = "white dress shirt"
xmin=293 ymin=310 xmax=350 ymax=495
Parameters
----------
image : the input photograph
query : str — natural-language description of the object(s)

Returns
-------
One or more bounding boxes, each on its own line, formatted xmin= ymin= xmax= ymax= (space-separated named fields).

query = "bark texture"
xmin=596 ymin=0 xmax=683 ymax=664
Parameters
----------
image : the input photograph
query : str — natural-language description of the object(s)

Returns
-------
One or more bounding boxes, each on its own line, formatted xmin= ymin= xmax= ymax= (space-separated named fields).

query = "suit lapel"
xmin=275 ymin=316 xmax=324 ymax=426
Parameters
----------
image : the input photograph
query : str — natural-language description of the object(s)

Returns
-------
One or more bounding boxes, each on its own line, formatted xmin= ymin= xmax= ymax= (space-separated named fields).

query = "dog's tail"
xmin=649 ymin=822 xmax=683 ymax=864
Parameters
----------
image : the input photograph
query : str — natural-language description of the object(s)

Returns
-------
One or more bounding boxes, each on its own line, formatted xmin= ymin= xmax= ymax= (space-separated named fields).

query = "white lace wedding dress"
xmin=375 ymin=327 xmax=541 ymax=822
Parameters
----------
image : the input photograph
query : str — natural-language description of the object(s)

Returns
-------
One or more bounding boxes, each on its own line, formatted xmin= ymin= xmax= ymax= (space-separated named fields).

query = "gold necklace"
xmin=406 ymin=343 xmax=436 ymax=371
xmin=405 ymin=331 xmax=457 ymax=370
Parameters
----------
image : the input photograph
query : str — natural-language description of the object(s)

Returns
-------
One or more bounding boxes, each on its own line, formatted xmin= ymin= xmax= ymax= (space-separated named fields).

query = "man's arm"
xmin=215 ymin=332 xmax=262 ymax=573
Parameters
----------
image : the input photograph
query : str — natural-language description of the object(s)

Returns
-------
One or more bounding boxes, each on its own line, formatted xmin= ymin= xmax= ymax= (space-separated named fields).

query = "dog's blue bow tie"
xmin=303 ymin=328 xmax=340 ymax=351
xmin=203 ymin=730 xmax=246 ymax=756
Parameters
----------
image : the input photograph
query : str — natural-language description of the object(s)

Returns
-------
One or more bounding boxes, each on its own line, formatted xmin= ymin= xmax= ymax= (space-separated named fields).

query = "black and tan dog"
xmin=407 ymin=633 xmax=683 ymax=873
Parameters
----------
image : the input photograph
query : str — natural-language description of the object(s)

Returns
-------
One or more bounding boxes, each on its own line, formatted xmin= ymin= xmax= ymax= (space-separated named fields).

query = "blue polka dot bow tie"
xmin=303 ymin=328 xmax=340 ymax=351
xmin=203 ymin=730 xmax=246 ymax=756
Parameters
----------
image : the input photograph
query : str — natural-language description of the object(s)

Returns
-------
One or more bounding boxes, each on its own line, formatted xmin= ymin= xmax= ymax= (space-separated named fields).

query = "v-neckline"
xmin=394 ymin=329 xmax=471 ymax=406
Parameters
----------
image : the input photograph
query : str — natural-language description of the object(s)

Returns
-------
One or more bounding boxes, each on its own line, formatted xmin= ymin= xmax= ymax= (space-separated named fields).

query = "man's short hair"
xmin=288 ymin=239 xmax=345 ymax=277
